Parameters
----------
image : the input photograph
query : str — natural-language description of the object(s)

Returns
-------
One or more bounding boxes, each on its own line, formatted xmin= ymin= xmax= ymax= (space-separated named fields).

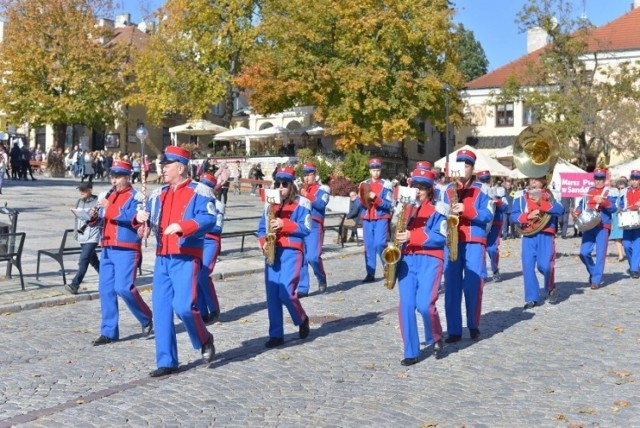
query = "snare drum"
xmin=618 ymin=211 xmax=640 ymax=230
xmin=575 ymin=209 xmax=601 ymax=232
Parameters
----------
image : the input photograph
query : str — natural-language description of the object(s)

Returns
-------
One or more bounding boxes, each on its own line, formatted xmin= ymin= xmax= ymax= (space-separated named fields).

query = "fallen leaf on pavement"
xmin=612 ymin=370 xmax=632 ymax=377
xmin=614 ymin=326 xmax=625 ymax=333
xmin=613 ymin=400 xmax=631 ymax=407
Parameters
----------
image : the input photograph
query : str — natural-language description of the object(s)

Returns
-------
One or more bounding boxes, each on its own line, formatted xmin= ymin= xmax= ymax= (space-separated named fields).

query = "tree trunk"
xmin=222 ymin=85 xmax=234 ymax=128
xmin=577 ymin=131 xmax=589 ymax=170
xmin=53 ymin=124 xmax=67 ymax=149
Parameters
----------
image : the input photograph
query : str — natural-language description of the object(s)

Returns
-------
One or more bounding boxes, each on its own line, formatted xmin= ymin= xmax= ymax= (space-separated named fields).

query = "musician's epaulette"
xmin=319 ymin=184 xmax=330 ymax=194
xmin=133 ymin=191 xmax=145 ymax=202
xmin=514 ymin=190 xmax=524 ymax=199
xmin=435 ymin=201 xmax=451 ymax=217
xmin=382 ymin=179 xmax=393 ymax=190
xmin=194 ymin=182 xmax=214 ymax=198
xmin=150 ymin=186 xmax=165 ymax=200
xmin=297 ymin=195 xmax=311 ymax=210
xmin=479 ymin=182 xmax=492 ymax=195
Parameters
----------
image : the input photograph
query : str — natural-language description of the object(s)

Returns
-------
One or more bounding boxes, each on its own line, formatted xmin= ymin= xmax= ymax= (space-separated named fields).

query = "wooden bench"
xmin=0 ymin=232 xmax=26 ymax=291
xmin=36 ymin=229 xmax=141 ymax=285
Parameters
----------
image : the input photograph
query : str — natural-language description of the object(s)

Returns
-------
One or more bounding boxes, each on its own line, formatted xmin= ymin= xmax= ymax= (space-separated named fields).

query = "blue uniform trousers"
xmin=98 ymin=247 xmax=152 ymax=339
xmin=363 ymin=218 xmax=389 ymax=277
xmin=153 ymin=255 xmax=212 ymax=369
xmin=521 ymin=233 xmax=556 ymax=303
xmin=482 ymin=224 xmax=502 ymax=280
xmin=265 ymin=247 xmax=307 ymax=339
xmin=398 ymin=255 xmax=443 ymax=359
xmin=622 ymin=228 xmax=640 ymax=274
xmin=444 ymin=242 xmax=485 ymax=336
xmin=197 ymin=238 xmax=220 ymax=318
xmin=298 ymin=220 xmax=327 ymax=293
xmin=579 ymin=225 xmax=609 ymax=285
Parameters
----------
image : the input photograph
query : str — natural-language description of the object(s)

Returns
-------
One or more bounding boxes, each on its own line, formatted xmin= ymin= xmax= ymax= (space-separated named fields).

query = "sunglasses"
xmin=274 ymin=181 xmax=291 ymax=188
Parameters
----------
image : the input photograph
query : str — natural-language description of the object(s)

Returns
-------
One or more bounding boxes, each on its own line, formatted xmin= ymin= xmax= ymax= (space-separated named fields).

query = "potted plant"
xmin=46 ymin=149 xmax=66 ymax=178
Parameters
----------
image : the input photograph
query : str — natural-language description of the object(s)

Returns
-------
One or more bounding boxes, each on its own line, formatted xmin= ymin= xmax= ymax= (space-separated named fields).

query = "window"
xmin=105 ymin=133 xmax=120 ymax=149
xmin=495 ymin=103 xmax=514 ymax=127
xmin=162 ymin=127 xmax=171 ymax=148
xmin=522 ymin=105 xmax=539 ymax=126
xmin=35 ymin=127 xmax=46 ymax=152
xmin=417 ymin=140 xmax=425 ymax=155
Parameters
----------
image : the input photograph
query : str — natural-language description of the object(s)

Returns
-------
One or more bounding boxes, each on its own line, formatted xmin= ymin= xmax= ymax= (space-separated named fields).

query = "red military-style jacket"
xmin=445 ymin=180 xmax=494 ymax=245
xmin=94 ymin=186 xmax=142 ymax=251
xmin=257 ymin=195 xmax=311 ymax=251
xmin=575 ymin=186 xmax=617 ymax=229
xmin=401 ymin=199 xmax=447 ymax=260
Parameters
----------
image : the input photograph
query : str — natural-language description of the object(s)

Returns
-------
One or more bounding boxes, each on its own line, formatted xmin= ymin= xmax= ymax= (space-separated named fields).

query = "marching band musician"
xmin=511 ymin=175 xmax=564 ymax=309
xmin=477 ymin=170 xmax=508 ymax=282
xmin=257 ymin=167 xmax=312 ymax=348
xmin=617 ymin=170 xmax=640 ymax=278
xmin=573 ymin=168 xmax=617 ymax=289
xmin=395 ymin=169 xmax=447 ymax=366
xmin=90 ymin=160 xmax=153 ymax=346
xmin=135 ymin=146 xmax=217 ymax=377
xmin=354 ymin=158 xmax=393 ymax=283
xmin=444 ymin=150 xmax=494 ymax=343
xmin=297 ymin=163 xmax=330 ymax=297
xmin=197 ymin=173 xmax=225 ymax=322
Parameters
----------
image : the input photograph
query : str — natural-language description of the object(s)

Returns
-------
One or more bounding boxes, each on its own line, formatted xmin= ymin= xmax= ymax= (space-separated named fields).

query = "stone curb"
xmin=0 ymin=245 xmax=364 ymax=315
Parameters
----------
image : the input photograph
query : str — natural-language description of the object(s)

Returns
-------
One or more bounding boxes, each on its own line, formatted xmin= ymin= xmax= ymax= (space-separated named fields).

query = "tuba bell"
xmin=513 ymin=125 xmax=560 ymax=236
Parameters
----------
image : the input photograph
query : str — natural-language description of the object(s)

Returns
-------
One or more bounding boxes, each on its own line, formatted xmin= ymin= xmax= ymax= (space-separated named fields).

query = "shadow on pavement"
xmin=439 ymin=306 xmax=535 ymax=358
xmin=204 ymin=311 xmax=383 ymax=370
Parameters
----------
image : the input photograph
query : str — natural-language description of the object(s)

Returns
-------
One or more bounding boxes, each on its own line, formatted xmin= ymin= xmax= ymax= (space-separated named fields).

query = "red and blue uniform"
xmin=575 ymin=175 xmax=617 ymax=287
xmin=143 ymin=179 xmax=217 ymax=370
xmin=511 ymin=188 xmax=564 ymax=304
xmin=397 ymin=177 xmax=447 ymax=361
xmin=257 ymin=191 xmax=311 ymax=341
xmin=617 ymin=176 xmax=640 ymax=276
xmin=196 ymin=173 xmax=224 ymax=321
xmin=94 ymin=184 xmax=152 ymax=341
xmin=354 ymin=169 xmax=393 ymax=278
xmin=443 ymin=177 xmax=494 ymax=339
xmin=297 ymin=171 xmax=330 ymax=294
xmin=476 ymin=171 xmax=508 ymax=281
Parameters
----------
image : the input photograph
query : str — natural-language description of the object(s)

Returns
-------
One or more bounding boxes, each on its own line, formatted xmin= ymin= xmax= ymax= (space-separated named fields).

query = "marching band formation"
xmin=80 ymin=126 xmax=640 ymax=374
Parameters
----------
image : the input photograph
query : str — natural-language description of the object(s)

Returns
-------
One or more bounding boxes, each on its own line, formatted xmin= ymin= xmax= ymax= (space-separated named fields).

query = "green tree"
xmin=341 ymin=150 xmax=370 ymax=184
xmin=0 ymin=0 xmax=126 ymax=147
xmin=129 ymin=0 xmax=258 ymax=127
xmin=455 ymin=23 xmax=489 ymax=82
xmin=236 ymin=0 xmax=464 ymax=151
xmin=500 ymin=0 xmax=640 ymax=168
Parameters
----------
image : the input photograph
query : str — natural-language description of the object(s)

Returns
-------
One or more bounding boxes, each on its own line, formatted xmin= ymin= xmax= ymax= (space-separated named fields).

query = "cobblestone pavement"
xmin=1 ymin=247 xmax=639 ymax=426
xmin=1 ymin=178 xmax=640 ymax=426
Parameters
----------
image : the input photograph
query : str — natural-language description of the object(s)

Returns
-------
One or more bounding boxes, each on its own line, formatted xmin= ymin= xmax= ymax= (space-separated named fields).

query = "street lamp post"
xmin=443 ymin=84 xmax=453 ymax=178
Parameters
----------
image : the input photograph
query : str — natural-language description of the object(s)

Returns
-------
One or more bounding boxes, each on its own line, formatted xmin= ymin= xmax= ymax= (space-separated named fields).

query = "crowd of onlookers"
xmin=61 ymin=146 xmax=153 ymax=184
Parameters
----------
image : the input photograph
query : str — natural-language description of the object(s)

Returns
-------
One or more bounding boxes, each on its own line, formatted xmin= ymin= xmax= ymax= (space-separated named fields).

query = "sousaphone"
xmin=513 ymin=124 xmax=560 ymax=236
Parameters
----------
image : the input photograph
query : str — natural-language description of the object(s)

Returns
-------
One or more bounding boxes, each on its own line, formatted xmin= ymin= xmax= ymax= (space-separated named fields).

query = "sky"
xmin=119 ymin=0 xmax=635 ymax=72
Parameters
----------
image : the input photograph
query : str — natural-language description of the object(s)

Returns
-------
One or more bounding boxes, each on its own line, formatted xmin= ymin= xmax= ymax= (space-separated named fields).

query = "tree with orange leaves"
xmin=236 ymin=0 xmax=465 ymax=151
xmin=0 ymin=0 xmax=127 ymax=147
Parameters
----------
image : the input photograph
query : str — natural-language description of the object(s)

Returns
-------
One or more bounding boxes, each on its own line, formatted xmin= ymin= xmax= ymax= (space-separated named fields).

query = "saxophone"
xmin=264 ymin=202 xmax=276 ymax=265
xmin=446 ymin=185 xmax=459 ymax=261
xmin=382 ymin=200 xmax=409 ymax=290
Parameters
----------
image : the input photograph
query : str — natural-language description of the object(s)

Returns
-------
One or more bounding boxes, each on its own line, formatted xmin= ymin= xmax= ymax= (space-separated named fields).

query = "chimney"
xmin=527 ymin=26 xmax=549 ymax=53
xmin=97 ymin=18 xmax=114 ymax=29
xmin=115 ymin=13 xmax=131 ymax=28
xmin=634 ymin=0 xmax=640 ymax=9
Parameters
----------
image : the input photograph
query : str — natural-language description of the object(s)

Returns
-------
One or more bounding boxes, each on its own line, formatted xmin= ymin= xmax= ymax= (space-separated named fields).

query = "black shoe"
xmin=318 ymin=282 xmax=327 ymax=293
xmin=92 ymin=335 xmax=116 ymax=346
xmin=493 ymin=271 xmax=501 ymax=283
xmin=265 ymin=337 xmax=285 ymax=348
xmin=632 ymin=272 xmax=640 ymax=279
xmin=299 ymin=317 xmax=310 ymax=339
xmin=434 ymin=339 xmax=444 ymax=358
xmin=547 ymin=288 xmax=558 ymax=304
xmin=65 ymin=284 xmax=79 ymax=295
xmin=209 ymin=310 xmax=220 ymax=324
xmin=524 ymin=301 xmax=537 ymax=310
xmin=149 ymin=366 xmax=179 ymax=377
xmin=201 ymin=335 xmax=215 ymax=363
xmin=297 ymin=290 xmax=309 ymax=298
xmin=400 ymin=357 xmax=420 ymax=366
xmin=590 ymin=283 xmax=601 ymax=290
xmin=470 ymin=328 xmax=481 ymax=340
xmin=142 ymin=320 xmax=153 ymax=338
xmin=445 ymin=335 xmax=461 ymax=344
xmin=362 ymin=274 xmax=376 ymax=283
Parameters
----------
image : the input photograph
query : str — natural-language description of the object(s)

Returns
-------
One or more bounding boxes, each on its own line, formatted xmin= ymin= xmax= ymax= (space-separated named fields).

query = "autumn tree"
xmin=455 ymin=23 xmax=489 ymax=82
xmin=129 ymin=0 xmax=258 ymax=127
xmin=236 ymin=0 xmax=464 ymax=151
xmin=0 ymin=0 xmax=126 ymax=147
xmin=499 ymin=0 xmax=640 ymax=169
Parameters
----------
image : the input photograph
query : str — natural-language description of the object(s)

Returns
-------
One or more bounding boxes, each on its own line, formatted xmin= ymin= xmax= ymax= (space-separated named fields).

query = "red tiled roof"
xmin=105 ymin=26 xmax=150 ymax=50
xmin=465 ymin=7 xmax=640 ymax=89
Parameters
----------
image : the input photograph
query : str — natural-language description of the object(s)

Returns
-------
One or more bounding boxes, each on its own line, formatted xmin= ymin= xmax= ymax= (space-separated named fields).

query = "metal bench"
xmin=36 ymin=229 xmax=141 ymax=285
xmin=0 ymin=232 xmax=26 ymax=290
